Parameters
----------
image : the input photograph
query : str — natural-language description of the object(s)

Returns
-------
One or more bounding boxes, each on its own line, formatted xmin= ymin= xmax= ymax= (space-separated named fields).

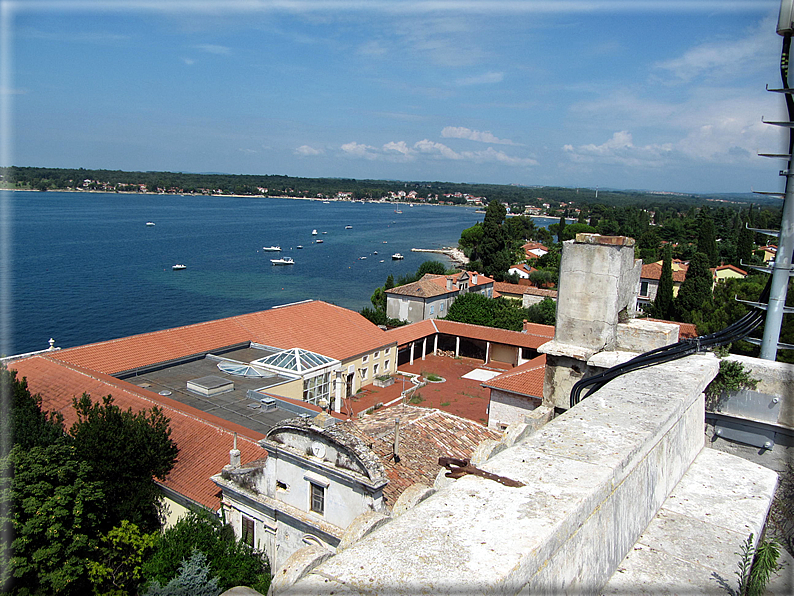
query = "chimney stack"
xmin=229 ymin=432 xmax=241 ymax=468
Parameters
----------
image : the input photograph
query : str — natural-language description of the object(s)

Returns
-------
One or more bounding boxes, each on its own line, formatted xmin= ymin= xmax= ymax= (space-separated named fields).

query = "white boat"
xmin=392 ymin=253 xmax=404 ymax=260
xmin=315 ymin=239 xmax=324 ymax=243
xmin=146 ymin=221 xmax=156 ymax=226
xmin=373 ymin=251 xmax=378 ymax=255
xmin=172 ymin=264 xmax=187 ymax=270
xmin=379 ymin=259 xmax=385 ymax=263
xmin=271 ymin=257 xmax=294 ymax=265
xmin=322 ymin=231 xmax=327 ymax=234
xmin=345 ymin=225 xmax=353 ymax=229
xmin=262 ymin=246 xmax=281 ymax=251
xmin=359 ymin=256 xmax=367 ymax=260
xmin=312 ymin=229 xmax=318 ymax=235
xmin=296 ymin=245 xmax=303 ymax=249
xmin=322 ymin=201 xmax=330 ymax=204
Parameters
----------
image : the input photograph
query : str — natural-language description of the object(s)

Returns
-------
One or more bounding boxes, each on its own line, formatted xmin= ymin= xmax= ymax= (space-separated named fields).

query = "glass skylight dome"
xmin=251 ymin=348 xmax=339 ymax=375
xmin=217 ymin=362 xmax=275 ymax=378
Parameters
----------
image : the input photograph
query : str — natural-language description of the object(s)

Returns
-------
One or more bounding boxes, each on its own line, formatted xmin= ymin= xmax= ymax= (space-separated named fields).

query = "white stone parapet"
xmin=278 ymin=354 xmax=778 ymax=595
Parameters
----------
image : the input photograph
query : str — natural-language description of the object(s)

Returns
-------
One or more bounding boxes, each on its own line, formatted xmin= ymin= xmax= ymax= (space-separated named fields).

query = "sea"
xmin=4 ymin=191 xmax=558 ymax=356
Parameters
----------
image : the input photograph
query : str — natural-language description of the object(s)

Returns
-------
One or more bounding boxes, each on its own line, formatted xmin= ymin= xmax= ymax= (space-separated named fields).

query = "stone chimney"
xmin=472 ymin=273 xmax=478 ymax=285
xmin=229 ymin=432 xmax=241 ymax=468
xmin=446 ymin=277 xmax=453 ymax=291
xmin=538 ymin=234 xmax=643 ymax=410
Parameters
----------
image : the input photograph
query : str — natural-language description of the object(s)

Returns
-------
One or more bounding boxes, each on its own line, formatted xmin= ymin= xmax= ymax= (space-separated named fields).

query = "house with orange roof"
xmin=385 ymin=271 xmax=494 ymax=324
xmin=758 ymin=245 xmax=777 ymax=263
xmin=385 ymin=318 xmax=554 ymax=368
xmin=508 ymin=263 xmax=535 ymax=279
xmin=482 ymin=354 xmax=546 ymax=431
xmin=522 ymin=241 xmax=548 ymax=260
xmin=213 ymin=404 xmax=499 ymax=569
xmin=713 ymin=264 xmax=747 ymax=282
xmin=492 ymin=280 xmax=558 ymax=307
xmin=7 ymin=300 xmax=399 ymax=524
xmin=637 ymin=259 xmax=689 ymax=305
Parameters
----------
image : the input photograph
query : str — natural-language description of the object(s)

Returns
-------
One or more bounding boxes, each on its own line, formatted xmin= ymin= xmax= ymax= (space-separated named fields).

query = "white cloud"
xmin=441 ymin=126 xmax=518 ymax=145
xmin=456 ymin=71 xmax=504 ymax=86
xmin=341 ymin=141 xmax=380 ymax=160
xmin=181 ymin=57 xmax=195 ymax=65
xmin=654 ymin=17 xmax=777 ymax=83
xmin=338 ymin=138 xmax=537 ymax=166
xmin=295 ymin=145 xmax=323 ymax=156
xmin=195 ymin=44 xmax=231 ymax=55
xmin=563 ymin=131 xmax=672 ymax=167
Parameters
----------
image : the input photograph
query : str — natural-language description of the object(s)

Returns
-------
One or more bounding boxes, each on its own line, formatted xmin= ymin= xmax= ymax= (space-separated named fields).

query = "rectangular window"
xmin=440 ymin=303 xmax=444 ymax=312
xmin=640 ymin=281 xmax=649 ymax=297
xmin=362 ymin=355 xmax=369 ymax=363
xmin=385 ymin=347 xmax=390 ymax=355
xmin=242 ymin=515 xmax=255 ymax=547
xmin=303 ymin=371 xmax=331 ymax=406
xmin=373 ymin=363 xmax=379 ymax=376
xmin=361 ymin=367 xmax=368 ymax=380
xmin=310 ymin=483 xmax=325 ymax=515
xmin=384 ymin=360 xmax=390 ymax=371
xmin=374 ymin=351 xmax=379 ymax=359
xmin=429 ymin=305 xmax=435 ymax=315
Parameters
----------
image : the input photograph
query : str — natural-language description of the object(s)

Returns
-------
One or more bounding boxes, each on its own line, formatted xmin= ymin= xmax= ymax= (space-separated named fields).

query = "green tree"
xmin=69 ymin=394 xmax=179 ymax=533
xmin=559 ymin=222 xmax=595 ymax=242
xmin=652 ymin=245 xmax=674 ymax=320
xmin=1 ymin=364 xmax=65 ymax=457
xmin=416 ymin=260 xmax=447 ymax=277
xmin=557 ymin=215 xmax=566 ymax=243
xmin=675 ymin=253 xmax=713 ymax=323
xmin=4 ymin=443 xmax=106 ymax=595
xmin=697 ymin=209 xmax=718 ymax=267
xmin=88 ymin=520 xmax=158 ymax=596
xmin=145 ymin=550 xmax=221 ymax=596
xmin=445 ymin=292 xmax=494 ymax=327
xmin=142 ymin=510 xmax=269 ymax=594
xmin=525 ymin=297 xmax=557 ymax=326
xmin=737 ymin=217 xmax=753 ymax=266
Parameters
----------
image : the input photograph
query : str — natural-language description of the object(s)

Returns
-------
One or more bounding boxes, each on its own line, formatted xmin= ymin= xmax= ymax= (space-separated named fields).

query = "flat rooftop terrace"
xmin=120 ymin=346 xmax=299 ymax=435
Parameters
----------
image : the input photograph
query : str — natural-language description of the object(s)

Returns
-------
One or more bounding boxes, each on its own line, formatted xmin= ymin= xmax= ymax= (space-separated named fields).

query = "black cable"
xmin=569 ymin=276 xmax=773 ymax=408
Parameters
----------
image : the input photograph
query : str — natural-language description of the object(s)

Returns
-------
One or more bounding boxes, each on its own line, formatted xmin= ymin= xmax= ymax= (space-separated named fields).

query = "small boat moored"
xmin=146 ymin=222 xmax=156 ymax=226
xmin=315 ymin=239 xmax=324 ymax=244
xmin=312 ymin=229 xmax=318 ymax=235
xmin=172 ymin=264 xmax=187 ymax=270
xmin=296 ymin=245 xmax=303 ymax=249
xmin=392 ymin=253 xmax=404 ymax=260
xmin=262 ymin=246 xmax=281 ymax=251
xmin=345 ymin=225 xmax=353 ymax=229
xmin=271 ymin=257 xmax=295 ymax=266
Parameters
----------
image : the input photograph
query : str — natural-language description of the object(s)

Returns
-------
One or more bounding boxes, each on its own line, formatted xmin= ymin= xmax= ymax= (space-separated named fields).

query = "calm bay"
xmin=7 ymin=191 xmax=489 ymax=355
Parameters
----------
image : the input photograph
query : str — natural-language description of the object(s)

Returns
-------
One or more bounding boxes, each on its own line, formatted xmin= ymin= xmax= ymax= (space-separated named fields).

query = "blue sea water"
xmin=6 ymin=191 xmax=499 ymax=355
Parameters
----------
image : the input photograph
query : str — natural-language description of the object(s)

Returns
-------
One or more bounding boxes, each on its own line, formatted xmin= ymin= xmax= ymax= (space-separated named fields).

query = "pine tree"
xmin=145 ymin=549 xmax=221 ymax=596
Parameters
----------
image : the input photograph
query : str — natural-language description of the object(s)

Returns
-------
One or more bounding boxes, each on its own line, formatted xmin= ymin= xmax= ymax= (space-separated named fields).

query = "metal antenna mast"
xmin=756 ymin=0 xmax=794 ymax=360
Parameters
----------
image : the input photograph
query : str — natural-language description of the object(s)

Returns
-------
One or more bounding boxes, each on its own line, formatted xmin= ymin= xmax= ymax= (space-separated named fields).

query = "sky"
xmin=1 ymin=0 xmax=790 ymax=194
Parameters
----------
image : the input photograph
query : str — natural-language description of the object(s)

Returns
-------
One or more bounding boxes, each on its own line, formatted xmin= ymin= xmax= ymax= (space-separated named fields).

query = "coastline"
xmin=411 ymin=247 xmax=469 ymax=267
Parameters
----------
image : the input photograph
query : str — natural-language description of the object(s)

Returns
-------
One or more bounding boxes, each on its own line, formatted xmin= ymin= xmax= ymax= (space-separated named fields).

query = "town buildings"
xmin=385 ymin=271 xmax=494 ymax=323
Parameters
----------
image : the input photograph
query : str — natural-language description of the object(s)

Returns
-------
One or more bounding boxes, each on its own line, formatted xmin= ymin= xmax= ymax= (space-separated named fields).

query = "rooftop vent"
xmin=187 ymin=375 xmax=234 ymax=397
xmin=260 ymin=397 xmax=277 ymax=412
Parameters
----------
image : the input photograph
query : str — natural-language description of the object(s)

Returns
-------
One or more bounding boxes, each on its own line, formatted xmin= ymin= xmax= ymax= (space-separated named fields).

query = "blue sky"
xmin=2 ymin=0 xmax=788 ymax=193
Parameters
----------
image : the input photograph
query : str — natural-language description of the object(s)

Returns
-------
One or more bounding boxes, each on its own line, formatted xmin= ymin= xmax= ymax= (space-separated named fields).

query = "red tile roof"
xmin=641 ymin=261 xmax=687 ymax=283
xmin=49 ymin=301 xmax=394 ymax=374
xmin=10 ymin=356 xmax=265 ymax=510
xmin=714 ymin=264 xmax=747 ymax=276
xmin=482 ymin=355 xmax=546 ymax=397
xmin=385 ymin=319 xmax=554 ymax=350
xmin=509 ymin=263 xmax=536 ymax=276
xmin=342 ymin=405 xmax=500 ymax=506
xmin=386 ymin=272 xmax=494 ymax=299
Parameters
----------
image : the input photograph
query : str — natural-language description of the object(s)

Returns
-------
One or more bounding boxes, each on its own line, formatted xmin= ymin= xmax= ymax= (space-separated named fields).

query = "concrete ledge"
xmin=603 ymin=448 xmax=778 ymax=595
xmin=282 ymin=355 xmax=720 ymax=595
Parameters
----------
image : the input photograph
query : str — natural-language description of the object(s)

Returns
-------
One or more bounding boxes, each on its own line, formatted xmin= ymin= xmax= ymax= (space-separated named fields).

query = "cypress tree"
xmin=653 ymin=245 xmax=674 ymax=320
xmin=737 ymin=215 xmax=753 ymax=266
xmin=675 ymin=253 xmax=713 ymax=322
xmin=697 ymin=209 xmax=718 ymax=267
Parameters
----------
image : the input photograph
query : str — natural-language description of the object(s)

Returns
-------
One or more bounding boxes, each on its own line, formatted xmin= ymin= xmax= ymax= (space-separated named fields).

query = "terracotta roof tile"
xmin=641 ymin=262 xmax=687 ymax=283
xmin=384 ymin=319 xmax=554 ymax=349
xmin=50 ymin=301 xmax=395 ymax=374
xmin=482 ymin=355 xmax=546 ymax=397
xmin=10 ymin=356 xmax=265 ymax=510
xmin=342 ymin=405 xmax=500 ymax=506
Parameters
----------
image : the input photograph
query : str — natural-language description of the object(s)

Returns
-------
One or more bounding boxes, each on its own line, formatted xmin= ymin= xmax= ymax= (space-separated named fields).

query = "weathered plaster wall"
xmin=487 ymin=388 xmax=540 ymax=430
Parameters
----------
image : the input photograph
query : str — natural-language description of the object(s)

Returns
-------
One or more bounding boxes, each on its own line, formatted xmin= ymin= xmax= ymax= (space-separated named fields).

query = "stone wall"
xmin=275 ymin=354 xmax=777 ymax=595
